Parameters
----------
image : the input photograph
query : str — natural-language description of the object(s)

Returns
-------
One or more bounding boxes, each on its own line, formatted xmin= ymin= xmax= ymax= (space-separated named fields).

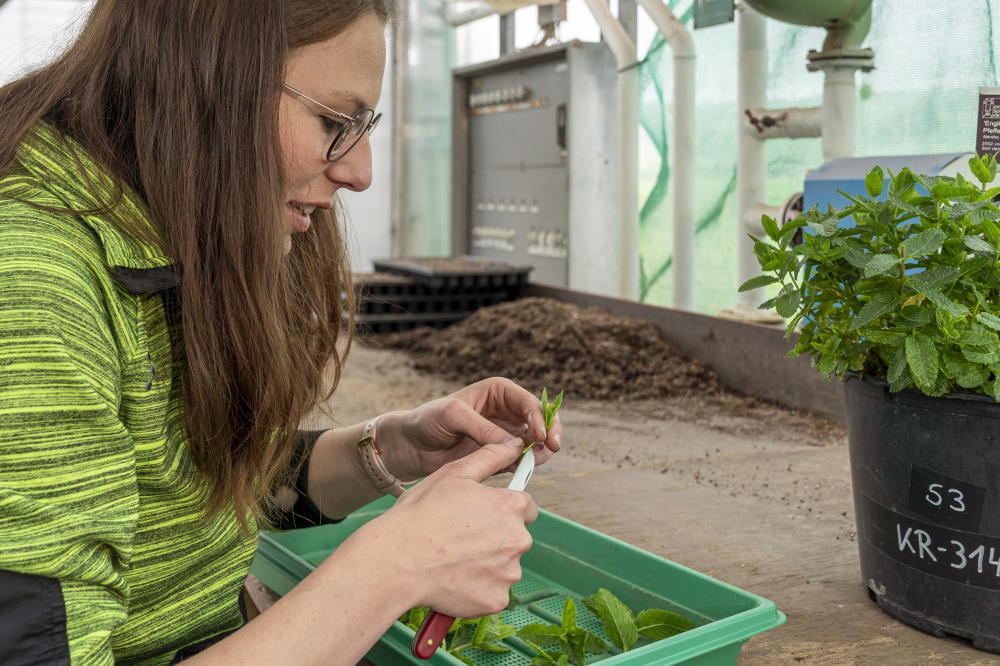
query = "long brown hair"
xmin=0 ymin=0 xmax=394 ymax=528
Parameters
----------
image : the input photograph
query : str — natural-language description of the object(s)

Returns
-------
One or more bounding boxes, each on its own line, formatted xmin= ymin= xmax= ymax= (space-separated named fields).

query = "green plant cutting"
xmin=523 ymin=388 xmax=563 ymax=456
xmin=400 ymin=588 xmax=696 ymax=666
xmin=741 ymin=154 xmax=1000 ymax=399
xmin=518 ymin=589 xmax=695 ymax=666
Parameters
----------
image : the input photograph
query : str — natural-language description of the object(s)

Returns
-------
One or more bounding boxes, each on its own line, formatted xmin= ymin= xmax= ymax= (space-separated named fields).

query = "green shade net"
xmin=636 ymin=0 xmax=996 ymax=312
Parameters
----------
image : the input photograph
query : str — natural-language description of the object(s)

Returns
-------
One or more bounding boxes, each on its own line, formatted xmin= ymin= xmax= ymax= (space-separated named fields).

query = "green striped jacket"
xmin=0 ymin=123 xmax=261 ymax=664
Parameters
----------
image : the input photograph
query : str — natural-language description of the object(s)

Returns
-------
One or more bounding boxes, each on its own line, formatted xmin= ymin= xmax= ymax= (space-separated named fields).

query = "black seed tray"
xmin=371 ymin=256 xmax=533 ymax=291
xmin=354 ymin=311 xmax=469 ymax=335
xmin=358 ymin=290 xmax=513 ymax=316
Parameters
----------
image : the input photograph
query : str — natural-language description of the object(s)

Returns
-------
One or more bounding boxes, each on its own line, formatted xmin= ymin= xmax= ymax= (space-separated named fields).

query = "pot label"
xmin=978 ymin=86 xmax=1000 ymax=156
xmin=907 ymin=464 xmax=986 ymax=533
xmin=861 ymin=493 xmax=1000 ymax=590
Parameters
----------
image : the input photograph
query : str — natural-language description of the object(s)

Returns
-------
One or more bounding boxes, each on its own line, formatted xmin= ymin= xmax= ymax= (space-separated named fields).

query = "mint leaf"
xmin=562 ymin=597 xmax=577 ymax=631
xmin=943 ymin=354 xmax=990 ymax=389
xmin=900 ymin=228 xmax=946 ymax=257
xmin=518 ymin=623 xmax=563 ymax=647
xmin=738 ymin=275 xmax=779 ymax=292
xmin=922 ymin=288 xmax=969 ymax=317
xmin=964 ymin=235 xmax=996 ymax=254
xmin=905 ymin=335 xmax=939 ymax=393
xmin=399 ymin=606 xmax=429 ymax=631
xmin=560 ymin=627 xmax=605 ymax=666
xmin=907 ymin=267 xmax=960 ymax=292
xmin=865 ymin=166 xmax=885 ymax=197
xmin=970 ymin=155 xmax=995 ymax=185
xmin=864 ymin=254 xmax=898 ymax=278
xmin=888 ymin=347 xmax=914 ymax=392
xmin=561 ymin=633 xmax=586 ymax=666
xmin=635 ymin=608 xmax=697 ymax=640
xmin=961 ymin=346 xmax=1000 ymax=365
xmin=762 ymin=215 xmax=780 ymax=241
xmin=582 ymin=589 xmax=638 ymax=652
xmin=976 ymin=312 xmax=1000 ymax=331
xmin=523 ymin=640 xmax=568 ymax=665
xmin=773 ymin=290 xmax=801 ymax=319
xmin=472 ymin=614 xmax=514 ymax=652
xmin=545 ymin=390 xmax=564 ymax=429
xmin=851 ymin=292 xmax=898 ymax=330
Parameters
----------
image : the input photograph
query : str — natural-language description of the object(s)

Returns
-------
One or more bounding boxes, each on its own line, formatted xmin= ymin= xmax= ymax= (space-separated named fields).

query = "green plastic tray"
xmin=251 ymin=496 xmax=784 ymax=665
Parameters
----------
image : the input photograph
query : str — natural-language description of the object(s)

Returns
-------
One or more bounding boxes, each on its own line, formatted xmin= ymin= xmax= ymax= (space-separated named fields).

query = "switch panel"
xmin=462 ymin=54 xmax=569 ymax=286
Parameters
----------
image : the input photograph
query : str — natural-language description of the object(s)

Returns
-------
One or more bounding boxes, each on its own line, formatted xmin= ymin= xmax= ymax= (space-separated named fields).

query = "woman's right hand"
xmin=338 ymin=437 xmax=538 ymax=618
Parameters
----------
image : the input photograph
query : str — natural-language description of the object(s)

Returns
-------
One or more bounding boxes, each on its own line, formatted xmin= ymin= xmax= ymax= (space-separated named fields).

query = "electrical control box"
xmin=451 ymin=42 xmax=618 ymax=288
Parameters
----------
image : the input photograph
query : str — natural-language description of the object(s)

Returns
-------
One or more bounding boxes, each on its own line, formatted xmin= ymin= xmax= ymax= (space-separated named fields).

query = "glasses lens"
xmin=327 ymin=108 xmax=376 ymax=162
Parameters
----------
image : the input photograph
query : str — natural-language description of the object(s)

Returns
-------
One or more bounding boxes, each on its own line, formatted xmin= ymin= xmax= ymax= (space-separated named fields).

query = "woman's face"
xmin=279 ymin=13 xmax=386 ymax=243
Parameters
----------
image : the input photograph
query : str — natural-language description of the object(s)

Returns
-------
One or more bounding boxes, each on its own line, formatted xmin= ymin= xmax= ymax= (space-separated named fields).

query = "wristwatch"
xmin=357 ymin=415 xmax=409 ymax=497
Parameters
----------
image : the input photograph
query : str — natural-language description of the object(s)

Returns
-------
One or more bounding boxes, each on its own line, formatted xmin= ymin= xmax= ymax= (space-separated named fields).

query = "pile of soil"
xmin=369 ymin=297 xmax=725 ymax=401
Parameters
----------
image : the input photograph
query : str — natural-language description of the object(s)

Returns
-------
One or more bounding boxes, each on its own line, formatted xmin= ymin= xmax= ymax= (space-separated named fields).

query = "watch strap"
xmin=358 ymin=416 xmax=408 ymax=497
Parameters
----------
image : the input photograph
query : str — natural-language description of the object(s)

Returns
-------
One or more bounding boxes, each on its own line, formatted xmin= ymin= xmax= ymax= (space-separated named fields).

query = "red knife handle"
xmin=412 ymin=611 xmax=455 ymax=659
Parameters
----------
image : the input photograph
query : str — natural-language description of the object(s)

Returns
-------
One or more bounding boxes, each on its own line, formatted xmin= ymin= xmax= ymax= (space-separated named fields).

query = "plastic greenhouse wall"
xmin=420 ymin=0 xmax=1000 ymax=314
xmin=3 ymin=1 xmax=997 ymax=314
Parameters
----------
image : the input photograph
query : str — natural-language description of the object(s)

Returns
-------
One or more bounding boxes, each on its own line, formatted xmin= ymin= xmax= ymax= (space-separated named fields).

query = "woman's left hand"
xmin=378 ymin=377 xmax=563 ymax=481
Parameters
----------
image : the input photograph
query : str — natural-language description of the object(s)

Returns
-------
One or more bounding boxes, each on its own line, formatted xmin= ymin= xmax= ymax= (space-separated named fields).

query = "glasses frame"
xmin=281 ymin=83 xmax=382 ymax=164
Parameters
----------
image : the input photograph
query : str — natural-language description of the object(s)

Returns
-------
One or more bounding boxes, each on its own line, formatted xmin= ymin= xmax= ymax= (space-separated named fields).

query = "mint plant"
xmin=517 ymin=590 xmax=696 ymax=666
xmin=741 ymin=155 xmax=1000 ymax=399
xmin=523 ymin=388 xmax=564 ymax=456
xmin=583 ymin=588 xmax=695 ymax=651
xmin=402 ymin=587 xmax=696 ymax=665
xmin=518 ymin=598 xmax=607 ymax=666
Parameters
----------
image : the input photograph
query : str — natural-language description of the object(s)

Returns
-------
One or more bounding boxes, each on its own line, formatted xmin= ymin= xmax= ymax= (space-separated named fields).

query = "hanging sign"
xmin=694 ymin=0 xmax=734 ymax=29
xmin=976 ymin=86 xmax=1000 ymax=156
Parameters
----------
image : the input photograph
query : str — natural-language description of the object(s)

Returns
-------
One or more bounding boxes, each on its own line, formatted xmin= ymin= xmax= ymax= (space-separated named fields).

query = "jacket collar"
xmin=17 ymin=122 xmax=178 ymax=294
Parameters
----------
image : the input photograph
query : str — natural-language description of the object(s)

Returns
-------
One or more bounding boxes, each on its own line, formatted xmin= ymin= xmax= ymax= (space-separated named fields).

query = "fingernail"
xmin=554 ymin=433 xmax=561 ymax=445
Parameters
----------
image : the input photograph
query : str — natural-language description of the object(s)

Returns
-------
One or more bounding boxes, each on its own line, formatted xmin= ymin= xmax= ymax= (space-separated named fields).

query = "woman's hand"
xmin=339 ymin=437 xmax=538 ymax=618
xmin=379 ymin=377 xmax=563 ymax=481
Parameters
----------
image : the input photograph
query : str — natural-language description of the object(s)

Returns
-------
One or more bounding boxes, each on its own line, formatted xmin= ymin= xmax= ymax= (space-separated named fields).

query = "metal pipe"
xmin=819 ymin=67 xmax=857 ymax=160
xmin=743 ymin=106 xmax=822 ymax=140
xmin=736 ymin=2 xmax=768 ymax=313
xmin=635 ymin=0 xmax=696 ymax=311
xmin=499 ymin=12 xmax=515 ymax=55
xmin=581 ymin=0 xmax=640 ymax=300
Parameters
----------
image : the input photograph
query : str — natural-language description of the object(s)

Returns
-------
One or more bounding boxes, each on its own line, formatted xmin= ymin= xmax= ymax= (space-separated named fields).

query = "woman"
xmin=0 ymin=1 xmax=562 ymax=664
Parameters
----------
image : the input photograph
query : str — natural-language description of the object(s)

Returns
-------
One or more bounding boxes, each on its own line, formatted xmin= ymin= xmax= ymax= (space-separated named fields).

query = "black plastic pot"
xmin=845 ymin=374 xmax=1000 ymax=652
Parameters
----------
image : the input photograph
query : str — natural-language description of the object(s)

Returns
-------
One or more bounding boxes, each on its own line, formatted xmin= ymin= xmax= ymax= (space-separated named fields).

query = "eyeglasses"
xmin=281 ymin=83 xmax=382 ymax=164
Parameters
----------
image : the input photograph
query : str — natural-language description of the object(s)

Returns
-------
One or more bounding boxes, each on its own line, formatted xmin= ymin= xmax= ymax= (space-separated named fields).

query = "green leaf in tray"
xmin=518 ymin=623 xmax=563 ymax=647
xmin=582 ymin=588 xmax=639 ymax=652
xmin=562 ymin=597 xmax=577 ymax=631
xmin=635 ymin=608 xmax=698 ymax=640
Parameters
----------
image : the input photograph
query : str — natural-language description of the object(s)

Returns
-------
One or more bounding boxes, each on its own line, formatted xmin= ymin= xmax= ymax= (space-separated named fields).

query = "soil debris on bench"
xmin=367 ymin=297 xmax=723 ymax=401
xmin=363 ymin=297 xmax=846 ymax=446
